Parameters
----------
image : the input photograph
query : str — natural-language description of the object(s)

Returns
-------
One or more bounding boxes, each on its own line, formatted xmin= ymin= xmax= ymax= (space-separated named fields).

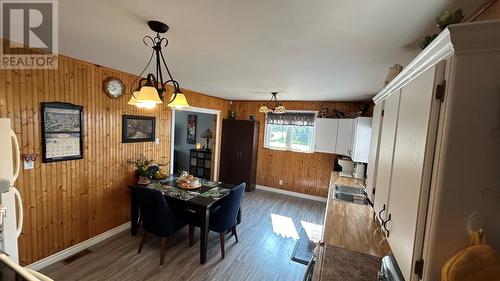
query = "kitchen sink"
xmin=333 ymin=184 xmax=369 ymax=205
xmin=334 ymin=184 xmax=365 ymax=195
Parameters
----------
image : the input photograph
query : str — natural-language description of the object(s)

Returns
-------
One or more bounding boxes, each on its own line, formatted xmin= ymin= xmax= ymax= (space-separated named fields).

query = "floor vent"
xmin=62 ymin=249 xmax=92 ymax=265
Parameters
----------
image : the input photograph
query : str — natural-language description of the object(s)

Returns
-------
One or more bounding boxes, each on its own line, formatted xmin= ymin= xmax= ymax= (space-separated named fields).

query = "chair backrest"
xmin=137 ymin=187 xmax=179 ymax=237
xmin=211 ymin=183 xmax=245 ymax=232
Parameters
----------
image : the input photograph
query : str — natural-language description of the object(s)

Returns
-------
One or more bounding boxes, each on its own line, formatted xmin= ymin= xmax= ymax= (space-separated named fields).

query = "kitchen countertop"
xmin=314 ymin=172 xmax=391 ymax=281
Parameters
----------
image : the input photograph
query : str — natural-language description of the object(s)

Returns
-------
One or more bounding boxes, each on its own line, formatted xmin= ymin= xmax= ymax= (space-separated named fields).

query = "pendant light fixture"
xmin=259 ymin=92 xmax=286 ymax=114
xmin=128 ymin=20 xmax=189 ymax=109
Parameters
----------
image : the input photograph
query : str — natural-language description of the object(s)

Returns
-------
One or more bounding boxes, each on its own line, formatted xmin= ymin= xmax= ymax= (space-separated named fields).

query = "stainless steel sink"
xmin=333 ymin=184 xmax=368 ymax=205
xmin=334 ymin=184 xmax=365 ymax=195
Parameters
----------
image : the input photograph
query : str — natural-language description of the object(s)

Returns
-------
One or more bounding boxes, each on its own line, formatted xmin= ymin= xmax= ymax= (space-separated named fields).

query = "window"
xmin=264 ymin=111 xmax=316 ymax=153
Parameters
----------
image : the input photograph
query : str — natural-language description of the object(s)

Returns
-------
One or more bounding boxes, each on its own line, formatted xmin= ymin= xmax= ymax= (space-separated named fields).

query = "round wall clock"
xmin=103 ymin=77 xmax=125 ymax=98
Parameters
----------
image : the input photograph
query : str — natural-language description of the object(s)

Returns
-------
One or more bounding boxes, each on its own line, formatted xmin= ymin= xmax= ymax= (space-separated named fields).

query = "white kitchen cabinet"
xmin=365 ymin=104 xmax=384 ymax=201
xmin=351 ymin=117 xmax=372 ymax=163
xmin=370 ymin=21 xmax=500 ymax=281
xmin=385 ymin=65 xmax=441 ymax=281
xmin=314 ymin=118 xmax=339 ymax=153
xmin=372 ymin=91 xmax=400 ymax=225
xmin=335 ymin=119 xmax=354 ymax=157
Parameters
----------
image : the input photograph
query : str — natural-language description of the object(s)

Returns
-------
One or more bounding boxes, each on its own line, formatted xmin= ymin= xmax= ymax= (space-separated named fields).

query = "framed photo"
xmin=187 ymin=114 xmax=197 ymax=144
xmin=41 ymin=102 xmax=84 ymax=163
xmin=122 ymin=115 xmax=156 ymax=143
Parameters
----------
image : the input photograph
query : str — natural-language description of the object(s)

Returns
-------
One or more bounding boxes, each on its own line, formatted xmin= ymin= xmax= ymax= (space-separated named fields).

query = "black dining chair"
xmin=188 ymin=183 xmax=245 ymax=259
xmin=137 ymin=187 xmax=187 ymax=265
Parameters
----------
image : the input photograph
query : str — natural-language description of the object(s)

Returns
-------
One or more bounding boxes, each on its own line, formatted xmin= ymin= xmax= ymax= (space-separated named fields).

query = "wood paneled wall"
xmin=231 ymin=101 xmax=372 ymax=197
xmin=474 ymin=0 xmax=500 ymax=21
xmin=0 ymin=54 xmax=228 ymax=265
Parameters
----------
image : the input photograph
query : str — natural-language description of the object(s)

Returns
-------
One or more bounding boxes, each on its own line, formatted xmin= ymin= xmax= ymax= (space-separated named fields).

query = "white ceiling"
xmin=59 ymin=0 xmax=481 ymax=101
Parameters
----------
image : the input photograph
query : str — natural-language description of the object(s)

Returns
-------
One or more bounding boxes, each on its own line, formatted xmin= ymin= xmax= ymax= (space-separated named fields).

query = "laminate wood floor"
xmin=41 ymin=190 xmax=326 ymax=281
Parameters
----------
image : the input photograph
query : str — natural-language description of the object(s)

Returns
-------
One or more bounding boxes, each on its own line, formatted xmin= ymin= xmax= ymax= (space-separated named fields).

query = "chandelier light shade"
xmin=259 ymin=92 xmax=286 ymax=114
xmin=168 ymin=91 xmax=189 ymax=108
xmin=129 ymin=20 xmax=189 ymax=109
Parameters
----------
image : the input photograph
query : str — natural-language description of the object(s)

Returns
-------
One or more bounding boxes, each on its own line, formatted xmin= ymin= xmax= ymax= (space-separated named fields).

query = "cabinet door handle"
xmin=382 ymin=213 xmax=392 ymax=238
xmin=378 ymin=204 xmax=386 ymax=222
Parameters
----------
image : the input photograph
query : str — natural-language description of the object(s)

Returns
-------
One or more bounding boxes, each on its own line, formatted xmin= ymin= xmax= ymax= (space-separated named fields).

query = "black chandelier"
xmin=128 ymin=20 xmax=189 ymax=109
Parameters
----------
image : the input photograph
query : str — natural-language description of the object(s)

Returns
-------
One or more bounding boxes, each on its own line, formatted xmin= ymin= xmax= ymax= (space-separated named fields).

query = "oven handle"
xmin=303 ymin=255 xmax=316 ymax=281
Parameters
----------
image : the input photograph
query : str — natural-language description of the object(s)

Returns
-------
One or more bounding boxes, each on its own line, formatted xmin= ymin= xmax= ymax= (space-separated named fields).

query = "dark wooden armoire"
xmin=219 ymin=119 xmax=259 ymax=191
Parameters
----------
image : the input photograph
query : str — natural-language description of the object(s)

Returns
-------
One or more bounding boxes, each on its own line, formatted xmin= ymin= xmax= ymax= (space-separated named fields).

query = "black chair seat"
xmin=137 ymin=187 xmax=188 ymax=265
xmin=187 ymin=183 xmax=245 ymax=259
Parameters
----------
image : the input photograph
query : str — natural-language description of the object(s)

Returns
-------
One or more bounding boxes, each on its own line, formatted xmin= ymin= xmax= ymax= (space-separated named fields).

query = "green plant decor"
xmin=420 ymin=8 xmax=465 ymax=50
xmin=127 ymin=157 xmax=156 ymax=178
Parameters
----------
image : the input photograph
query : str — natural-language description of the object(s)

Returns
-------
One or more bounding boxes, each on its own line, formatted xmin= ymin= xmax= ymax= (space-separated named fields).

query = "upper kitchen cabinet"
xmin=314 ymin=118 xmax=339 ymax=153
xmin=385 ymin=64 xmax=442 ymax=281
xmin=315 ymin=117 xmax=373 ymax=161
xmin=351 ymin=117 xmax=372 ymax=163
xmin=372 ymin=91 xmax=401 ymax=225
xmin=365 ymin=103 xmax=384 ymax=201
xmin=366 ymin=102 xmax=384 ymax=202
xmin=335 ymin=118 xmax=354 ymax=157
xmin=369 ymin=21 xmax=500 ymax=281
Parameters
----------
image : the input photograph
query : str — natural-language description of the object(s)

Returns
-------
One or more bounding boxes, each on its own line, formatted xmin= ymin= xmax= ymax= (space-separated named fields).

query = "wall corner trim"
xmin=255 ymin=185 xmax=327 ymax=202
xmin=27 ymin=222 xmax=131 ymax=271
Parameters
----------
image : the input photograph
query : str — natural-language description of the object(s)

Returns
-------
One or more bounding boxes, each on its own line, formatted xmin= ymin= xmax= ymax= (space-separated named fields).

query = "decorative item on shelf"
xmin=128 ymin=20 xmax=189 ymax=109
xmin=122 ymin=115 xmax=156 ymax=143
xmin=187 ymin=114 xmax=197 ymax=144
xmin=331 ymin=109 xmax=344 ymax=118
xmin=103 ymin=77 xmax=125 ymax=98
xmin=127 ymin=156 xmax=159 ymax=184
xmin=259 ymin=92 xmax=286 ymax=114
xmin=228 ymin=109 xmax=236 ymax=119
xmin=384 ymin=64 xmax=403 ymax=86
xmin=319 ymin=108 xmax=328 ymax=118
xmin=195 ymin=143 xmax=202 ymax=150
xmin=41 ymin=102 xmax=84 ymax=163
xmin=200 ymin=129 xmax=213 ymax=149
xmin=248 ymin=114 xmax=256 ymax=121
xmin=420 ymin=9 xmax=465 ymax=50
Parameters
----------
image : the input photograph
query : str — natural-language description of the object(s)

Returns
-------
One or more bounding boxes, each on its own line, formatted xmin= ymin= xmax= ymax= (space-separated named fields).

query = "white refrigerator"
xmin=0 ymin=118 xmax=23 ymax=264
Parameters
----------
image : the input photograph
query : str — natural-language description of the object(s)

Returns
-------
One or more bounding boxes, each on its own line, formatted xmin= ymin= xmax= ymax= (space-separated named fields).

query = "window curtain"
xmin=266 ymin=112 xmax=315 ymax=126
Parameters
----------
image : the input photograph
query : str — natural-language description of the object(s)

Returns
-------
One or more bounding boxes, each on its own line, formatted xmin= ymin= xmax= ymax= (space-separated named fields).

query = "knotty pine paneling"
xmin=231 ymin=101 xmax=372 ymax=197
xmin=0 ymin=54 xmax=228 ymax=265
xmin=473 ymin=0 xmax=500 ymax=21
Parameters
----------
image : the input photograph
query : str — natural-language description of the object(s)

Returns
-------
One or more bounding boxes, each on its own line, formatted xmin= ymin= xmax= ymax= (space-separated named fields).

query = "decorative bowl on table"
xmin=176 ymin=174 xmax=201 ymax=189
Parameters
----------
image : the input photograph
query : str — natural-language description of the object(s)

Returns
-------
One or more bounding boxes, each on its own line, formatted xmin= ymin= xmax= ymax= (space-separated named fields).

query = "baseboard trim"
xmin=255 ymin=185 xmax=327 ymax=202
xmin=27 ymin=222 xmax=131 ymax=271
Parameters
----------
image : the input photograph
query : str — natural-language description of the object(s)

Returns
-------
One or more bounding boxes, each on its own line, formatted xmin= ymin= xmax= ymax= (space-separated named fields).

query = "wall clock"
xmin=103 ymin=77 xmax=125 ymax=98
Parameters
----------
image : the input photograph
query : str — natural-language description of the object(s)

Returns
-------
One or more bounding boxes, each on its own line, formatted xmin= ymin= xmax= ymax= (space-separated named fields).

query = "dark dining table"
xmin=129 ymin=175 xmax=241 ymax=264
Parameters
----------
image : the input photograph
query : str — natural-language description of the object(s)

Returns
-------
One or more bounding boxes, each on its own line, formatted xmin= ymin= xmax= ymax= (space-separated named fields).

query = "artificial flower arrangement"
xmin=127 ymin=155 xmax=162 ymax=184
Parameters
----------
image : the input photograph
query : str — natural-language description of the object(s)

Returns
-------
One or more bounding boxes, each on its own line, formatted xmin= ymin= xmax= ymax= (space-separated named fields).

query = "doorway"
xmin=170 ymin=106 xmax=221 ymax=181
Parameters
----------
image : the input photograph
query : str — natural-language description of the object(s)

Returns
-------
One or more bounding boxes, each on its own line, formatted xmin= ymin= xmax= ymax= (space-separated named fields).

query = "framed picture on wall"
xmin=187 ymin=114 xmax=197 ymax=144
xmin=122 ymin=115 xmax=156 ymax=143
xmin=41 ymin=102 xmax=84 ymax=163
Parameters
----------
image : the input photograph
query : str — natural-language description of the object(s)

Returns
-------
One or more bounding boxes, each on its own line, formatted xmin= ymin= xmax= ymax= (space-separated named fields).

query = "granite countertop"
xmin=314 ymin=172 xmax=391 ymax=280
xmin=319 ymin=245 xmax=382 ymax=281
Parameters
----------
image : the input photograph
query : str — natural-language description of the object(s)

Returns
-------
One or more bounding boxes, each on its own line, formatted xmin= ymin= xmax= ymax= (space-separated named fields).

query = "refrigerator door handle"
xmin=12 ymin=187 xmax=23 ymax=238
xmin=10 ymin=130 xmax=20 ymax=184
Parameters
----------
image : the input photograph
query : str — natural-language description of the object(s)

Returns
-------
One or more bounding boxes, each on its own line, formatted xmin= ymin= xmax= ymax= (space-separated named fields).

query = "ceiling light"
xmin=130 ymin=20 xmax=189 ymax=109
xmin=259 ymin=92 xmax=286 ymax=114
xmin=168 ymin=90 xmax=189 ymax=109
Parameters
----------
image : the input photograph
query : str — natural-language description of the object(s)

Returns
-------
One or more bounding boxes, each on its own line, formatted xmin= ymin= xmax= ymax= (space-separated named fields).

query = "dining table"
xmin=128 ymin=175 xmax=241 ymax=264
